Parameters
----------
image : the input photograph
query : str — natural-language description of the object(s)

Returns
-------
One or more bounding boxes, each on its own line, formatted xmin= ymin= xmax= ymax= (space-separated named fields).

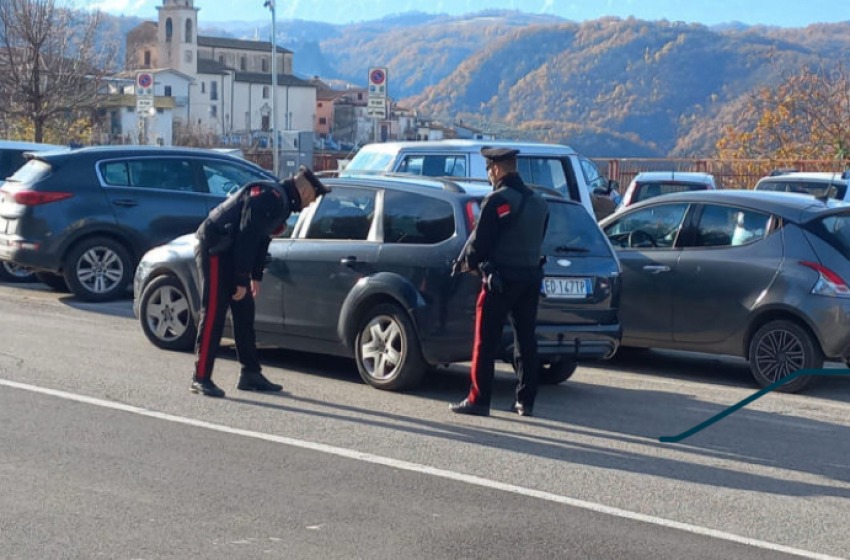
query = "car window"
xmin=201 ymin=159 xmax=271 ymax=196
xmin=804 ymin=213 xmax=850 ymax=259
xmin=345 ymin=151 xmax=394 ymax=173
xmin=383 ymin=190 xmax=455 ymax=244
xmin=306 ymin=187 xmax=376 ymax=240
xmin=604 ymin=203 xmax=689 ymax=249
xmin=578 ymin=157 xmax=607 ymax=194
xmin=544 ymin=200 xmax=612 ymax=257
xmin=397 ymin=155 xmax=466 ymax=177
xmin=634 ymin=181 xmax=708 ymax=203
xmin=518 ymin=157 xmax=569 ymax=191
xmin=692 ymin=205 xmax=770 ymax=248
xmin=105 ymin=159 xmax=196 ymax=192
xmin=5 ymin=159 xmax=51 ymax=184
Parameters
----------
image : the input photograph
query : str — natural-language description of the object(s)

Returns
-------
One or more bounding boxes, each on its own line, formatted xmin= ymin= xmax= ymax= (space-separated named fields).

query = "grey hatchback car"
xmin=0 ymin=146 xmax=276 ymax=301
xmin=600 ymin=190 xmax=850 ymax=392
xmin=134 ymin=175 xmax=622 ymax=391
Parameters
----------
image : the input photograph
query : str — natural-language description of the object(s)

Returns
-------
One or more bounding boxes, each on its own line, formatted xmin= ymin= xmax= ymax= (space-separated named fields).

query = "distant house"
xmin=123 ymin=0 xmax=316 ymax=160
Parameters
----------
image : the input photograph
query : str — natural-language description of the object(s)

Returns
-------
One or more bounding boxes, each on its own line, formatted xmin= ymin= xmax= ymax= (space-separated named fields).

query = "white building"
xmin=125 ymin=0 xmax=316 ymax=159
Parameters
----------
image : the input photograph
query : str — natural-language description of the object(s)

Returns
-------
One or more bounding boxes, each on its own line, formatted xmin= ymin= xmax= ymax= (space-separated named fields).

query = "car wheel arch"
xmin=744 ymin=307 xmax=823 ymax=360
xmin=338 ymin=272 xmax=425 ymax=350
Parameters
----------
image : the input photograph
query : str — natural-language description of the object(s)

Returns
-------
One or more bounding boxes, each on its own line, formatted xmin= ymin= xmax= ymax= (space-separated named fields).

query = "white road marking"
xmin=0 ymin=378 xmax=843 ymax=560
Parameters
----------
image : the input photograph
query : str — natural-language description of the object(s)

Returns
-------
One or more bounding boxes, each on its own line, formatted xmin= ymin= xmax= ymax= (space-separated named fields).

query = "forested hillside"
xmin=108 ymin=10 xmax=850 ymax=157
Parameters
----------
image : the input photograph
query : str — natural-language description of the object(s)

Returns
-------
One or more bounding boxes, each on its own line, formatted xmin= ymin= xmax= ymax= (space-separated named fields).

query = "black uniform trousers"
xmin=193 ymin=243 xmax=262 ymax=382
xmin=467 ymin=277 xmax=541 ymax=408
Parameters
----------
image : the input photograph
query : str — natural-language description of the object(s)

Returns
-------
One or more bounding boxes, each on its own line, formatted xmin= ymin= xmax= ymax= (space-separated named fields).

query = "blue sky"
xmin=91 ymin=0 xmax=850 ymax=27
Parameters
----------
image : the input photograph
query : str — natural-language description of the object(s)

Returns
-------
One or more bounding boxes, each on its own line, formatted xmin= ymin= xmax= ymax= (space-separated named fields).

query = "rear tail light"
xmin=11 ymin=191 xmax=73 ymax=206
xmin=800 ymin=261 xmax=850 ymax=298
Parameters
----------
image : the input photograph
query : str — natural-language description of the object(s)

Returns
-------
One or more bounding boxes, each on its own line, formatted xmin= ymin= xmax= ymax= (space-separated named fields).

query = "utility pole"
xmin=264 ymin=0 xmax=279 ymax=176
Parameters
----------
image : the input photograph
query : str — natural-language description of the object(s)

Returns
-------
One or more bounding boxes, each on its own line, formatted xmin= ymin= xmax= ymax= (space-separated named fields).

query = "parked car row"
xmin=3 ymin=140 xmax=850 ymax=395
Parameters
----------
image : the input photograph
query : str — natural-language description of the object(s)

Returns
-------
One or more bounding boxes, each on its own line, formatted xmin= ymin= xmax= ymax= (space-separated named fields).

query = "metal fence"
xmin=594 ymin=158 xmax=849 ymax=190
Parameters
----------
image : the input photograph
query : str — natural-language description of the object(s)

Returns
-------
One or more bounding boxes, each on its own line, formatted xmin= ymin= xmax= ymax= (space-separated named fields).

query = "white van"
xmin=342 ymin=140 xmax=616 ymax=217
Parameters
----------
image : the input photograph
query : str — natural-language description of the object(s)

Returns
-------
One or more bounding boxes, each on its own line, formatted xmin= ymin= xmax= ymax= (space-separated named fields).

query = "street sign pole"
xmin=368 ymin=67 xmax=388 ymax=143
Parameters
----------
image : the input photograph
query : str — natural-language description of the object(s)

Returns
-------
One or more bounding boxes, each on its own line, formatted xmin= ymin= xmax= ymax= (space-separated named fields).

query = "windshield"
xmin=344 ymin=151 xmax=394 ymax=173
xmin=543 ymin=199 xmax=613 ymax=257
xmin=6 ymin=159 xmax=51 ymax=184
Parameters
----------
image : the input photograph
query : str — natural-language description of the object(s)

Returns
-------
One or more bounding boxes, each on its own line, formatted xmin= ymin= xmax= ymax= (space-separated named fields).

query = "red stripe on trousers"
xmin=196 ymin=254 xmax=220 ymax=380
xmin=468 ymin=286 xmax=487 ymax=403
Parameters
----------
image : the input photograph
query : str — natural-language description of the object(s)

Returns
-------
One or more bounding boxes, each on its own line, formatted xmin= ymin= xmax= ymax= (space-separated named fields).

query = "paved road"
xmin=1 ymin=281 xmax=849 ymax=559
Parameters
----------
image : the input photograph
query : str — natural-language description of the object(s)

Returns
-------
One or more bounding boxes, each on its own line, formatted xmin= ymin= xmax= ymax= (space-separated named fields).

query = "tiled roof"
xmin=197 ymin=35 xmax=291 ymax=54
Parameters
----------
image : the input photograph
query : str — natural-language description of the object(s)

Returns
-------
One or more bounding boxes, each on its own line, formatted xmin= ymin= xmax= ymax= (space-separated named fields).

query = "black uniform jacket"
xmin=459 ymin=172 xmax=549 ymax=278
xmin=197 ymin=179 xmax=301 ymax=287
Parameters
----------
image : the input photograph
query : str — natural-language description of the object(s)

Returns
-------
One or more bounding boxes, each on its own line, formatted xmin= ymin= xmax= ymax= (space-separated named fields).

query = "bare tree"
xmin=0 ymin=0 xmax=109 ymax=142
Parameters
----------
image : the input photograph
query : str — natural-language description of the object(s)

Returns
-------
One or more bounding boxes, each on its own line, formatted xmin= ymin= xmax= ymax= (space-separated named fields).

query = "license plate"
xmin=542 ymin=277 xmax=591 ymax=298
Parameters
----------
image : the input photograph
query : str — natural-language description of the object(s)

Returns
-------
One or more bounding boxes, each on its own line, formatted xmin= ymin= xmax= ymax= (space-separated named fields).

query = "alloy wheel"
xmin=145 ymin=284 xmax=191 ymax=343
xmin=76 ymin=246 xmax=125 ymax=294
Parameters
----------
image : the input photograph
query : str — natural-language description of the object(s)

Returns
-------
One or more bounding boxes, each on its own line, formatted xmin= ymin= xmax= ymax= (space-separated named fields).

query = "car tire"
xmin=0 ymin=260 xmax=36 ymax=283
xmin=63 ymin=237 xmax=133 ymax=302
xmin=354 ymin=302 xmax=427 ymax=391
xmin=540 ymin=357 xmax=578 ymax=384
xmin=513 ymin=356 xmax=577 ymax=384
xmin=748 ymin=320 xmax=822 ymax=393
xmin=139 ymin=275 xmax=196 ymax=352
xmin=34 ymin=271 xmax=70 ymax=292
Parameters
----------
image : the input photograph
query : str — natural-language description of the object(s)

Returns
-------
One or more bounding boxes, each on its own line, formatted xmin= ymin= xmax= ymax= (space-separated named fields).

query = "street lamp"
xmin=264 ymin=0 xmax=278 ymax=176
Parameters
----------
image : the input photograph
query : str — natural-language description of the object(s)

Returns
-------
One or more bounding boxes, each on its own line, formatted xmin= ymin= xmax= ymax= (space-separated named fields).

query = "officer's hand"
xmin=250 ymin=279 xmax=261 ymax=298
xmin=233 ymin=286 xmax=247 ymax=301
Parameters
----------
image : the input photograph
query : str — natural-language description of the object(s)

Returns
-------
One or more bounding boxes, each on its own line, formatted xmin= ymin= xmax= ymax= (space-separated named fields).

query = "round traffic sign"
xmin=138 ymin=73 xmax=153 ymax=88
xmin=370 ymin=69 xmax=385 ymax=85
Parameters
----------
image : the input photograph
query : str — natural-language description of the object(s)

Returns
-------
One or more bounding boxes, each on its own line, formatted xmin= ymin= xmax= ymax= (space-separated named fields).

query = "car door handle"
xmin=340 ymin=256 xmax=358 ymax=266
xmin=112 ymin=199 xmax=138 ymax=208
xmin=643 ymin=265 xmax=670 ymax=274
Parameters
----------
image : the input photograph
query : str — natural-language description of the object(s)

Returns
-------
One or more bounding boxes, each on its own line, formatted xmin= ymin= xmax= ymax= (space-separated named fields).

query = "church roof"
xmin=197 ymin=35 xmax=291 ymax=54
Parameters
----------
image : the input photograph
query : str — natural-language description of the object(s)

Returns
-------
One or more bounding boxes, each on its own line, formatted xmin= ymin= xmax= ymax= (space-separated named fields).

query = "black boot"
xmin=237 ymin=370 xmax=283 ymax=392
xmin=190 ymin=378 xmax=225 ymax=398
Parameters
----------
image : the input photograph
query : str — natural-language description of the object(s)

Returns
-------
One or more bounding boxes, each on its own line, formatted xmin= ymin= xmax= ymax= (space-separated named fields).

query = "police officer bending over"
xmin=450 ymin=147 xmax=549 ymax=417
xmin=191 ymin=166 xmax=330 ymax=398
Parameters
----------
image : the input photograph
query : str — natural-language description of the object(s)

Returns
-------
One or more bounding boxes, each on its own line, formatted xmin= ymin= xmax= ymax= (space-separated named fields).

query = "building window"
xmin=184 ymin=51 xmax=192 ymax=63
xmin=240 ymin=56 xmax=246 ymax=71
xmin=318 ymin=102 xmax=323 ymax=108
xmin=262 ymin=86 xmax=269 ymax=99
xmin=219 ymin=55 xmax=224 ymax=65
xmin=319 ymin=117 xmax=327 ymax=125
xmin=210 ymin=81 xmax=218 ymax=101
xmin=357 ymin=93 xmax=363 ymax=100
xmin=165 ymin=18 xmax=172 ymax=42
xmin=185 ymin=19 xmax=193 ymax=43
xmin=200 ymin=82 xmax=205 ymax=94
xmin=143 ymin=50 xmax=151 ymax=67
xmin=164 ymin=85 xmax=172 ymax=96
xmin=211 ymin=105 xmax=217 ymax=118
xmin=261 ymin=115 xmax=269 ymax=131
xmin=262 ymin=58 xmax=268 ymax=73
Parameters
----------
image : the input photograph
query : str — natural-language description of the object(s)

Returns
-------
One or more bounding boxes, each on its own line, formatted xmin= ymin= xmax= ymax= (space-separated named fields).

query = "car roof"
xmin=27 ymin=145 xmax=266 ymax=167
xmin=325 ymin=174 xmax=494 ymax=197
xmin=353 ymin=139 xmax=578 ymax=156
xmin=606 ymin=189 xmax=850 ymax=224
xmin=632 ymin=171 xmax=715 ymax=182
xmin=757 ymin=171 xmax=849 ymax=184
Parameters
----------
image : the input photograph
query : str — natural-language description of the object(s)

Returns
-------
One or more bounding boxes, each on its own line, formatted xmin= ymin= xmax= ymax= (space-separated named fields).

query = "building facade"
xmin=124 ymin=0 xmax=316 ymax=168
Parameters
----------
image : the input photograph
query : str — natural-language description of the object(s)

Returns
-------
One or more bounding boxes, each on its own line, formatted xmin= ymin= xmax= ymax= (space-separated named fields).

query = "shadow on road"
xmin=216 ymin=346 xmax=850 ymax=501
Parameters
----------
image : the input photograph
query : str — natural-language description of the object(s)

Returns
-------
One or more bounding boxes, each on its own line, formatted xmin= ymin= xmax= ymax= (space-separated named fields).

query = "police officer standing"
xmin=190 ymin=166 xmax=330 ymax=398
xmin=450 ymin=147 xmax=549 ymax=417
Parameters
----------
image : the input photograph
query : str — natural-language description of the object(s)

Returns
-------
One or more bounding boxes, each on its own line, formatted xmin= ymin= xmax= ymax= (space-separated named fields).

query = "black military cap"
xmin=296 ymin=165 xmax=332 ymax=195
xmin=480 ymin=146 xmax=520 ymax=162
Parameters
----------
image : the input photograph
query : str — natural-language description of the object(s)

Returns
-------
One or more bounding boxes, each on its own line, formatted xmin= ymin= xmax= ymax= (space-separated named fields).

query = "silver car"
xmin=599 ymin=190 xmax=850 ymax=392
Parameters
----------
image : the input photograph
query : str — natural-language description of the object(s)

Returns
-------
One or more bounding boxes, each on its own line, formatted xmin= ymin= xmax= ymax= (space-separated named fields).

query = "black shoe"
xmin=237 ymin=371 xmax=283 ymax=392
xmin=190 ymin=379 xmax=225 ymax=398
xmin=450 ymin=398 xmax=490 ymax=417
xmin=510 ymin=401 xmax=533 ymax=417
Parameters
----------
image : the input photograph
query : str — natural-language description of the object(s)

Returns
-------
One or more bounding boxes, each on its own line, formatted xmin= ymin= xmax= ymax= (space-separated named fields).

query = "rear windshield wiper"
xmin=554 ymin=245 xmax=589 ymax=253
